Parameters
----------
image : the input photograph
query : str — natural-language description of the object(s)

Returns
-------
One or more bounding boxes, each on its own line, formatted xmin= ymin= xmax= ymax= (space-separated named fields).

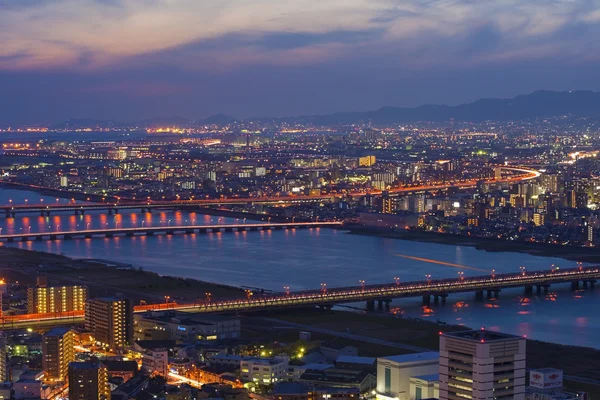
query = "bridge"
xmin=0 ymin=167 xmax=540 ymax=217
xmin=0 ymin=222 xmax=342 ymax=242
xmin=134 ymin=265 xmax=599 ymax=313
xmin=1 ymin=265 xmax=595 ymax=330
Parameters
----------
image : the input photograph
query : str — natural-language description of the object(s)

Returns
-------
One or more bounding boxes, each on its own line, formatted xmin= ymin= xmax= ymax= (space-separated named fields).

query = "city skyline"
xmin=1 ymin=0 xmax=600 ymax=124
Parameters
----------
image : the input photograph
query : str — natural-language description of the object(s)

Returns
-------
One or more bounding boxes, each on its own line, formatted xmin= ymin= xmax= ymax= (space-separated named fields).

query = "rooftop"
xmin=336 ymin=356 xmax=376 ymax=365
xmin=444 ymin=329 xmax=524 ymax=342
xmin=44 ymin=327 xmax=72 ymax=337
xmin=379 ymin=352 xmax=439 ymax=364
xmin=412 ymin=374 xmax=439 ymax=382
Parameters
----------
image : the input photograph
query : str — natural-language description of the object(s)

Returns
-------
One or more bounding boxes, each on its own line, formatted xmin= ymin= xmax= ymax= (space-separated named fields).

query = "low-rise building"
xmin=376 ymin=352 xmax=439 ymax=400
xmin=409 ymin=374 xmax=439 ymax=400
xmin=134 ymin=311 xmax=240 ymax=341
xmin=273 ymin=382 xmax=360 ymax=400
xmin=298 ymin=368 xmax=376 ymax=394
xmin=241 ymin=357 xmax=289 ymax=385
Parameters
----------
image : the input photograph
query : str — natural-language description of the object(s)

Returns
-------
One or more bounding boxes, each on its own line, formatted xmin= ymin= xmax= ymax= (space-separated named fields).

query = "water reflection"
xmin=0 ymin=189 xmax=599 ymax=347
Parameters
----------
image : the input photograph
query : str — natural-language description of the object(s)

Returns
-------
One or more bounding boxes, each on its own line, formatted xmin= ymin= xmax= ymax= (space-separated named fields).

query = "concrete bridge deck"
xmin=0 ymin=222 xmax=342 ymax=242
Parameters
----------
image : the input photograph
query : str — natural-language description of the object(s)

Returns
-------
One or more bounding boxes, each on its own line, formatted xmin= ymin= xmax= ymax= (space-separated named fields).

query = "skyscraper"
xmin=68 ymin=361 xmax=111 ymax=400
xmin=43 ymin=327 xmax=75 ymax=382
xmin=85 ymin=297 xmax=132 ymax=351
xmin=439 ymin=329 xmax=526 ymax=400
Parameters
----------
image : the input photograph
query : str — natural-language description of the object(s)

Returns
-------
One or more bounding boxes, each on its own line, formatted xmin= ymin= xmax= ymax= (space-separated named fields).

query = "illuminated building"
xmin=42 ymin=327 xmax=75 ymax=382
xmin=0 ymin=334 xmax=6 ymax=381
xmin=358 ymin=156 xmax=376 ymax=167
xmin=241 ymin=357 xmax=289 ymax=385
xmin=68 ymin=361 xmax=111 ymax=400
xmin=27 ymin=284 xmax=87 ymax=314
xmin=133 ymin=311 xmax=240 ymax=341
xmin=85 ymin=297 xmax=132 ymax=351
xmin=376 ymin=353 xmax=439 ymax=400
xmin=439 ymin=330 xmax=526 ymax=400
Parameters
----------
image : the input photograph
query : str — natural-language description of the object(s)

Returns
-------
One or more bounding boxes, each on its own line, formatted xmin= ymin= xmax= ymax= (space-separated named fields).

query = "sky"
xmin=1 ymin=0 xmax=600 ymax=125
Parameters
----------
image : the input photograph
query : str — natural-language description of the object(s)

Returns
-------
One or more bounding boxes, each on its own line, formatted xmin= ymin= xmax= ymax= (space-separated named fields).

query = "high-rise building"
xmin=68 ymin=361 xmax=111 ymax=400
xmin=43 ymin=327 xmax=75 ymax=382
xmin=27 ymin=284 xmax=87 ymax=314
xmin=0 ymin=334 xmax=6 ymax=382
xmin=439 ymin=330 xmax=526 ymax=400
xmin=85 ymin=297 xmax=132 ymax=351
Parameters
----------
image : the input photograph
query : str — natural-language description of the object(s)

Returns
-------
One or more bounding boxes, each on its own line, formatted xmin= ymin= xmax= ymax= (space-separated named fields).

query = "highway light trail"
xmin=394 ymin=254 xmax=489 ymax=273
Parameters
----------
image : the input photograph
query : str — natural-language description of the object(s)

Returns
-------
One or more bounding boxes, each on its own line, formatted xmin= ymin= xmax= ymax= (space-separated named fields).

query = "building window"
xmin=384 ymin=367 xmax=391 ymax=394
xmin=415 ymin=387 xmax=422 ymax=400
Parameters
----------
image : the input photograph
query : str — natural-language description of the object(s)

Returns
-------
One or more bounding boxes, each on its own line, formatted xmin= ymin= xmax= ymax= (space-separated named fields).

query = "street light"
xmin=56 ymin=224 xmax=60 ymax=232
xmin=394 ymin=277 xmax=400 ymax=286
xmin=359 ymin=280 xmax=365 ymax=291
xmin=205 ymin=292 xmax=212 ymax=302
xmin=520 ymin=266 xmax=526 ymax=276
xmin=491 ymin=269 xmax=496 ymax=279
xmin=164 ymin=295 xmax=170 ymax=304
xmin=426 ymin=274 xmax=431 ymax=285
xmin=87 ymin=223 xmax=90 ymax=230
xmin=458 ymin=271 xmax=464 ymax=281
xmin=284 ymin=286 xmax=290 ymax=296
xmin=320 ymin=283 xmax=327 ymax=294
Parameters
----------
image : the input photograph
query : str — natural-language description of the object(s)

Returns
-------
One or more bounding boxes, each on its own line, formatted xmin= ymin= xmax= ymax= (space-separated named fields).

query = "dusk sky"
xmin=1 ymin=0 xmax=600 ymax=125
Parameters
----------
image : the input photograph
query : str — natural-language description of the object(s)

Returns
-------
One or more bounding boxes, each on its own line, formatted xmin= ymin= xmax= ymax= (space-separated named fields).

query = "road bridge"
xmin=0 ymin=265 xmax=595 ymax=330
xmin=0 ymin=222 xmax=342 ymax=242
xmin=135 ymin=265 xmax=598 ymax=313
xmin=0 ymin=167 xmax=540 ymax=217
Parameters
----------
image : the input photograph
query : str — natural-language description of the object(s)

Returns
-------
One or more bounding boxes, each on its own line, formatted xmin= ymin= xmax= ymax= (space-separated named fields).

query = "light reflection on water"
xmin=0 ymin=188 xmax=599 ymax=348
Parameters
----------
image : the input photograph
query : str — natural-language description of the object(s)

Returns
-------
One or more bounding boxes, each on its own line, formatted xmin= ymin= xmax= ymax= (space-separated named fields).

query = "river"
xmin=0 ymin=187 xmax=597 ymax=348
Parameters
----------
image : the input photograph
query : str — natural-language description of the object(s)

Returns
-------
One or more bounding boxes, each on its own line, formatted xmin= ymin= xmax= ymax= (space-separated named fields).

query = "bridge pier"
xmin=524 ymin=286 xmax=533 ymax=295
xmin=571 ymin=281 xmax=580 ymax=291
xmin=475 ymin=290 xmax=484 ymax=301
xmin=422 ymin=295 xmax=431 ymax=306
xmin=366 ymin=300 xmax=375 ymax=311
xmin=440 ymin=294 xmax=448 ymax=305
xmin=543 ymin=285 xmax=550 ymax=294
xmin=536 ymin=285 xmax=542 ymax=295
xmin=434 ymin=295 xmax=439 ymax=304
xmin=582 ymin=281 xmax=588 ymax=289
xmin=384 ymin=299 xmax=391 ymax=311
xmin=377 ymin=300 xmax=383 ymax=311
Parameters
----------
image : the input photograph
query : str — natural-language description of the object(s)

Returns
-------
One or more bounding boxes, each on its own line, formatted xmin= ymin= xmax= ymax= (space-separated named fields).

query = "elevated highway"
xmin=0 ymin=166 xmax=540 ymax=217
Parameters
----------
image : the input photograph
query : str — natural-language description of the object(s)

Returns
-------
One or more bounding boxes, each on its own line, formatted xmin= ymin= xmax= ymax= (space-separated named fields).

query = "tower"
xmin=68 ymin=361 xmax=111 ymax=400
xmin=43 ymin=327 xmax=75 ymax=382
xmin=85 ymin=296 xmax=132 ymax=352
xmin=439 ymin=330 xmax=526 ymax=400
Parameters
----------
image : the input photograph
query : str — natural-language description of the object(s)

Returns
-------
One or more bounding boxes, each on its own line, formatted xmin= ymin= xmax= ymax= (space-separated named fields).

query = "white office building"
xmin=241 ymin=357 xmax=289 ymax=385
xmin=376 ymin=352 xmax=439 ymax=400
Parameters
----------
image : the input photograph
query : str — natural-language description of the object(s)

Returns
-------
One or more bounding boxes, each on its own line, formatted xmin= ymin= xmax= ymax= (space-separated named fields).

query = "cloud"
xmin=0 ymin=0 xmax=599 ymax=71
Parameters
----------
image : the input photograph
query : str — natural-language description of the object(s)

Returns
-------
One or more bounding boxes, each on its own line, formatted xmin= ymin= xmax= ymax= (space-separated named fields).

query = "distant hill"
xmin=46 ymin=90 xmax=600 ymax=129
xmin=288 ymin=90 xmax=600 ymax=125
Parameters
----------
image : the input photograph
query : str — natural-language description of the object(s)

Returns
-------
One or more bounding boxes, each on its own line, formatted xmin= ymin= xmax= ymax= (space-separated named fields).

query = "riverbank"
xmin=347 ymin=226 xmax=600 ymax=263
xmin=0 ymin=247 xmax=245 ymax=303
xmin=0 ymin=181 xmax=120 ymax=203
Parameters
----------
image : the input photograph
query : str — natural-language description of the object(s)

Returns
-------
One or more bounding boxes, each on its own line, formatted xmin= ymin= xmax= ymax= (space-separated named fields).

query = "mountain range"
xmin=49 ymin=90 xmax=600 ymax=129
